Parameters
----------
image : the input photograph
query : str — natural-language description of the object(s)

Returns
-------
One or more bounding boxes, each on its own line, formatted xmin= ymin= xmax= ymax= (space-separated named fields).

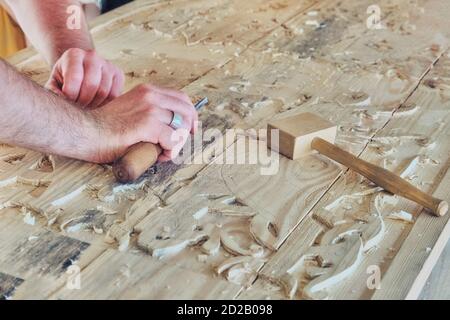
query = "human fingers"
xmin=59 ymin=51 xmax=85 ymax=102
xmin=89 ymin=68 xmax=114 ymax=108
xmin=77 ymin=55 xmax=103 ymax=107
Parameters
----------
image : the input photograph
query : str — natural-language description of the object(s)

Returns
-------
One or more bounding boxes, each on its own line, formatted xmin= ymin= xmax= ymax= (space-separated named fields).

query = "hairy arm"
xmin=0 ymin=59 xmax=197 ymax=164
xmin=5 ymin=0 xmax=93 ymax=65
xmin=0 ymin=59 xmax=99 ymax=160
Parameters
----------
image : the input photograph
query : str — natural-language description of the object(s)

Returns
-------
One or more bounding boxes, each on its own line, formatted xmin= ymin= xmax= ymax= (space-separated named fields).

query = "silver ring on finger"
xmin=169 ymin=112 xmax=184 ymax=130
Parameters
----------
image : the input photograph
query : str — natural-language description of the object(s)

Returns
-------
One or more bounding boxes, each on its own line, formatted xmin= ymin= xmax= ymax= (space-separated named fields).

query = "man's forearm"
xmin=6 ymin=0 xmax=93 ymax=65
xmin=0 ymin=59 xmax=98 ymax=160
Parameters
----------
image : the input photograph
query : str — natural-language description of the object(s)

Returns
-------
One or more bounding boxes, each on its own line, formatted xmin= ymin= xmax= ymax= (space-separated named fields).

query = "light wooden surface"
xmin=420 ymin=242 xmax=450 ymax=300
xmin=1 ymin=0 xmax=450 ymax=300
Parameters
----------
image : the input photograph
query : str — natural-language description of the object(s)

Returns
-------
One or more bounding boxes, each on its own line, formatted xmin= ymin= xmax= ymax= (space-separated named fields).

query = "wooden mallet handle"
xmin=311 ymin=137 xmax=448 ymax=217
xmin=113 ymin=142 xmax=162 ymax=183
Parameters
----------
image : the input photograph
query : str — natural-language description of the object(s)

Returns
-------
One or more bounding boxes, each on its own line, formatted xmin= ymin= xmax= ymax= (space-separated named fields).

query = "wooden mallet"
xmin=267 ymin=112 xmax=448 ymax=217
xmin=113 ymin=98 xmax=208 ymax=183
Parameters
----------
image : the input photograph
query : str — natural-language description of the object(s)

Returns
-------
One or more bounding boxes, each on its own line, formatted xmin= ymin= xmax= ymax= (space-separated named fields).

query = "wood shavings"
xmin=130 ymin=22 xmax=173 ymax=39
xmin=0 ymin=153 xmax=25 ymax=164
xmin=352 ymin=109 xmax=379 ymax=121
xmin=250 ymin=215 xmax=278 ymax=251
xmin=46 ymin=209 xmax=61 ymax=226
xmin=207 ymin=195 xmax=256 ymax=217
xmin=19 ymin=177 xmax=51 ymax=188
xmin=369 ymin=140 xmax=395 ymax=156
xmin=30 ymin=155 xmax=56 ymax=172
xmin=303 ymin=235 xmax=365 ymax=299
xmin=305 ymin=20 xmax=320 ymax=28
xmin=151 ymin=240 xmax=194 ymax=259
xmin=216 ymin=255 xmax=264 ymax=287
xmin=60 ymin=209 xmax=106 ymax=234
xmin=279 ymin=274 xmax=299 ymax=300
xmin=361 ymin=215 xmax=385 ymax=252
xmin=93 ymin=226 xmax=104 ymax=234
xmin=180 ymin=31 xmax=204 ymax=47
xmin=192 ymin=207 xmax=208 ymax=220
xmin=126 ymin=69 xmax=158 ymax=78
xmin=324 ymin=187 xmax=382 ymax=212
xmin=395 ymin=103 xmax=420 ymax=116
xmin=23 ymin=210 xmax=35 ymax=226
xmin=371 ymin=135 xmax=434 ymax=153
xmin=152 ymin=28 xmax=173 ymax=39
xmin=96 ymin=205 xmax=117 ymax=215
xmin=220 ymin=227 xmax=264 ymax=257
xmin=209 ymin=203 xmax=256 ymax=217
xmin=285 ymin=214 xmax=385 ymax=299
xmin=225 ymin=263 xmax=255 ymax=287
xmin=97 ymin=180 xmax=146 ymax=203
xmin=387 ymin=210 xmax=413 ymax=223
xmin=418 ymin=155 xmax=440 ymax=166
xmin=252 ymin=99 xmax=274 ymax=109
xmin=51 ymin=185 xmax=86 ymax=207
xmin=60 ymin=218 xmax=84 ymax=233
xmin=200 ymin=226 xmax=221 ymax=256
xmin=1 ymin=201 xmax=44 ymax=220
xmin=292 ymin=27 xmax=304 ymax=35
xmin=216 ymin=256 xmax=254 ymax=275
xmin=337 ymin=92 xmax=371 ymax=107
xmin=0 ymin=176 xmax=51 ymax=189
xmin=118 ymin=233 xmax=131 ymax=252
xmin=399 ymin=156 xmax=420 ymax=179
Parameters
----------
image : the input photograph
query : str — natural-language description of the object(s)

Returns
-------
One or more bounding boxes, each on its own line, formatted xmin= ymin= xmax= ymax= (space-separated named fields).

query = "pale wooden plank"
xmin=2 ymin=0 xmax=450 ymax=299
xmin=0 ymin=272 xmax=24 ymax=300
xmin=2 ymin=0 xmax=328 ymax=298
xmin=420 ymin=241 xmax=450 ymax=300
xmin=49 ymin=249 xmax=241 ymax=299
xmin=105 ymin=0 xmax=450 ymax=296
xmin=372 ymin=169 xmax=450 ymax=300
xmin=247 ymin=50 xmax=450 ymax=300
xmin=0 ymin=208 xmax=106 ymax=299
xmin=0 ymin=0 xmax=319 ymax=235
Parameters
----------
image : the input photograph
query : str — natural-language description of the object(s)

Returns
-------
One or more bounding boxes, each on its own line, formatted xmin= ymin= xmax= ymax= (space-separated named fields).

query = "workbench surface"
xmin=2 ymin=0 xmax=450 ymax=300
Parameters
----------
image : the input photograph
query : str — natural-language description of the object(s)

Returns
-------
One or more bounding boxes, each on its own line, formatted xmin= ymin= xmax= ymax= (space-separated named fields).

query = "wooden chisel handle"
xmin=112 ymin=97 xmax=209 ymax=183
xmin=311 ymin=137 xmax=448 ymax=217
xmin=113 ymin=142 xmax=162 ymax=183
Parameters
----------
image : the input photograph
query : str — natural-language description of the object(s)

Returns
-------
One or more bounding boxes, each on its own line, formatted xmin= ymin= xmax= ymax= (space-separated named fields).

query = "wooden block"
xmin=267 ymin=112 xmax=337 ymax=159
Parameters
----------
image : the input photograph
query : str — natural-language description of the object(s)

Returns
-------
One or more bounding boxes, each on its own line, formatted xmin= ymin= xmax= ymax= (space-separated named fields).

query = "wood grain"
xmin=248 ymin=50 xmax=450 ymax=300
xmin=1 ymin=0 xmax=449 ymax=299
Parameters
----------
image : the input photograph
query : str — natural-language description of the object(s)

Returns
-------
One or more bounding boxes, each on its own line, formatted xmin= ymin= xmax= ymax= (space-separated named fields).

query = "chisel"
xmin=113 ymin=97 xmax=208 ymax=183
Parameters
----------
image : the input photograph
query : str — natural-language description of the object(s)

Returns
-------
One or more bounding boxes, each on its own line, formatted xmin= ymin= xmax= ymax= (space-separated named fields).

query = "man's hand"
xmin=46 ymin=48 xmax=125 ymax=108
xmin=0 ymin=59 xmax=197 ymax=165
xmin=86 ymin=84 xmax=198 ymax=163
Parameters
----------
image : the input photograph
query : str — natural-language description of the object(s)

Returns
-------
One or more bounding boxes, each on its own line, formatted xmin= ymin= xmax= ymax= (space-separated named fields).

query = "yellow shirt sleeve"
xmin=0 ymin=6 xmax=26 ymax=58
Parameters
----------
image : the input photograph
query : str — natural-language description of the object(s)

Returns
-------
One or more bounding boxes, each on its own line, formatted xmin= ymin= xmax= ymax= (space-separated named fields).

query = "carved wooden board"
xmin=2 ymin=0 xmax=450 ymax=299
